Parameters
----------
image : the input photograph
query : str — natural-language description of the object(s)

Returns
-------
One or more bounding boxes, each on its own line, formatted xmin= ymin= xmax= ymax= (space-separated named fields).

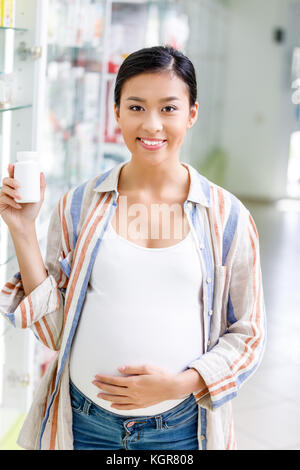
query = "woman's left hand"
xmin=92 ymin=363 xmax=180 ymax=410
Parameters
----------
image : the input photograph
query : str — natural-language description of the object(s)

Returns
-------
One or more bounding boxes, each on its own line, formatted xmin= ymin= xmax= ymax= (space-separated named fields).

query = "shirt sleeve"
xmin=0 ymin=199 xmax=70 ymax=351
xmin=188 ymin=207 xmax=267 ymax=410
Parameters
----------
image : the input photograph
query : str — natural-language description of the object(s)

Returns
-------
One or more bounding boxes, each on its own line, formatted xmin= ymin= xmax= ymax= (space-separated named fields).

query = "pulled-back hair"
xmin=114 ymin=45 xmax=197 ymax=109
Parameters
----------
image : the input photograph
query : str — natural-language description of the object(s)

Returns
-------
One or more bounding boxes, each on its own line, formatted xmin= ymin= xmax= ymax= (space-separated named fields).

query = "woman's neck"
xmin=118 ymin=159 xmax=190 ymax=199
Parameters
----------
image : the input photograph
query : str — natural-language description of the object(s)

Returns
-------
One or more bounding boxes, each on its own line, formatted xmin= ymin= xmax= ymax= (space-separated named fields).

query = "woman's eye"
xmin=129 ymin=105 xmax=143 ymax=111
xmin=162 ymin=106 xmax=177 ymax=112
xmin=129 ymin=105 xmax=177 ymax=112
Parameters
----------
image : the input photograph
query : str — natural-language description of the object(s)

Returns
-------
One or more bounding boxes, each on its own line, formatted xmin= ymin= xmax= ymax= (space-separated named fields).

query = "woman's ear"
xmin=187 ymin=101 xmax=199 ymax=129
xmin=114 ymin=103 xmax=120 ymax=127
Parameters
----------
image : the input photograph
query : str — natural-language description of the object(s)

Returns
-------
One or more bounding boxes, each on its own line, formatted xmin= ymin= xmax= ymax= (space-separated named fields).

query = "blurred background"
xmin=0 ymin=0 xmax=299 ymax=450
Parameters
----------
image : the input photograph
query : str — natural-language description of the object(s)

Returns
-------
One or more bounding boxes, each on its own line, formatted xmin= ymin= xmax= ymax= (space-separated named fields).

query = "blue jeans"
xmin=70 ymin=380 xmax=200 ymax=450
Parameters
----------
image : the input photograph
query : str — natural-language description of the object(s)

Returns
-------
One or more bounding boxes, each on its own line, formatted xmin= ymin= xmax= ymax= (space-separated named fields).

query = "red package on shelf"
xmin=107 ymin=61 xmax=120 ymax=74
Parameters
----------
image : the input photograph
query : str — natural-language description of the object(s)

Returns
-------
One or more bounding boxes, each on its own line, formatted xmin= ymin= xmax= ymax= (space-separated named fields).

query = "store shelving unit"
xmin=0 ymin=0 xmax=190 ymax=449
xmin=0 ymin=0 xmax=43 ymax=445
xmin=42 ymin=0 xmax=189 ymax=194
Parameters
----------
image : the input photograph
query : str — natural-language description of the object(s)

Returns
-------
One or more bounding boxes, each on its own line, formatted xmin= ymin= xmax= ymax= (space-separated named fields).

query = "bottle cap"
xmin=16 ymin=151 xmax=39 ymax=162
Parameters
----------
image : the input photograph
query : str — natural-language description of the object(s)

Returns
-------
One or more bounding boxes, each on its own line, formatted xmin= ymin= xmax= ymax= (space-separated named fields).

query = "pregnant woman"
xmin=0 ymin=45 xmax=266 ymax=450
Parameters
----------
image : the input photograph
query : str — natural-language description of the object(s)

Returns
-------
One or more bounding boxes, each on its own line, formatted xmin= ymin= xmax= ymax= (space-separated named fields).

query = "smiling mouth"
xmin=137 ymin=137 xmax=167 ymax=145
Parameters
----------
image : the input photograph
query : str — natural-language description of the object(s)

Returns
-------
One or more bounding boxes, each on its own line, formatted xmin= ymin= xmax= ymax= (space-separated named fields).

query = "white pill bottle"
xmin=14 ymin=151 xmax=40 ymax=203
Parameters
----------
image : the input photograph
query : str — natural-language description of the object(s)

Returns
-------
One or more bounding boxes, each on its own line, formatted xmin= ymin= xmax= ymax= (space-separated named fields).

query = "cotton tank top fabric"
xmin=70 ymin=220 xmax=204 ymax=416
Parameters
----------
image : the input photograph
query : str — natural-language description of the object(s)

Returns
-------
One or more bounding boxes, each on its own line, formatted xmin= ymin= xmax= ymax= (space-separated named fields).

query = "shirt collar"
xmin=93 ymin=160 xmax=210 ymax=207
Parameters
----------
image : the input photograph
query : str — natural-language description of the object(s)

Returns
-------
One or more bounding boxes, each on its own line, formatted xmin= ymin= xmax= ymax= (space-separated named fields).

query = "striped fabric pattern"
xmin=0 ymin=161 xmax=266 ymax=450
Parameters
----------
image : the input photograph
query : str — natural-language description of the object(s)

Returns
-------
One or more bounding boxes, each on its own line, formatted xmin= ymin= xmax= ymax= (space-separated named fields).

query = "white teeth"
xmin=140 ymin=138 xmax=165 ymax=146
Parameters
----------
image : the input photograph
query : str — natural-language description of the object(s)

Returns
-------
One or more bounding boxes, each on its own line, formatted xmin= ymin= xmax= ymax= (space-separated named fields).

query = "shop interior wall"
xmin=182 ymin=0 xmax=299 ymax=202
xmin=221 ymin=0 xmax=298 ymax=201
xmin=181 ymin=0 xmax=229 ymax=179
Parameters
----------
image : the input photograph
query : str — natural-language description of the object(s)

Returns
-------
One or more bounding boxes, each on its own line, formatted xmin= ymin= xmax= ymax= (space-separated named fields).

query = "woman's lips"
xmin=137 ymin=138 xmax=167 ymax=151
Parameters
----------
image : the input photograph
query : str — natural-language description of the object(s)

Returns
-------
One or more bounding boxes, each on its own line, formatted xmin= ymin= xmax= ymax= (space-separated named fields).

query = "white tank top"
xmin=69 ymin=220 xmax=203 ymax=416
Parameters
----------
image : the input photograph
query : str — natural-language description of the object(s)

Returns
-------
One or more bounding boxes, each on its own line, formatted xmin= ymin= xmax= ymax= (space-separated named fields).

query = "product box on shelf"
xmin=48 ymin=0 xmax=105 ymax=48
xmin=104 ymin=79 xmax=123 ymax=144
xmin=108 ymin=2 xmax=148 ymax=74
xmin=1 ymin=0 xmax=15 ymax=28
xmin=83 ymin=72 xmax=100 ymax=121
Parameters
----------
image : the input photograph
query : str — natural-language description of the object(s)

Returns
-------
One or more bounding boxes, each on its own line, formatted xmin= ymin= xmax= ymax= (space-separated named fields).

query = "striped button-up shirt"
xmin=0 ymin=160 xmax=266 ymax=450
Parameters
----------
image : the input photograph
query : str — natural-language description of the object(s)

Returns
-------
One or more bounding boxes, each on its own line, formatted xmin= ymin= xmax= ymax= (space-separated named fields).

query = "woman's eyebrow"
xmin=126 ymin=96 xmax=180 ymax=102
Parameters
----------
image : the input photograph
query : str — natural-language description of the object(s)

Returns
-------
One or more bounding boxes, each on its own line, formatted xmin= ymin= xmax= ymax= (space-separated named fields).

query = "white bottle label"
xmin=14 ymin=161 xmax=40 ymax=203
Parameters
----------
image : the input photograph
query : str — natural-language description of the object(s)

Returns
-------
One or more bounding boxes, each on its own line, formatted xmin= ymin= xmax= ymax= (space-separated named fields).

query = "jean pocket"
xmin=70 ymin=385 xmax=85 ymax=414
xmin=163 ymin=399 xmax=198 ymax=429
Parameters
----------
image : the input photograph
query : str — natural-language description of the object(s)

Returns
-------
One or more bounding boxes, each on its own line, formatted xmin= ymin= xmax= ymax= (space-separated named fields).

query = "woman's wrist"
xmin=174 ymin=368 xmax=208 ymax=398
xmin=9 ymin=222 xmax=36 ymax=238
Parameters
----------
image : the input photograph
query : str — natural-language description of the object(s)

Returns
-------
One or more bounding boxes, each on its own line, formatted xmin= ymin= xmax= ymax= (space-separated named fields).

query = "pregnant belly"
xmin=69 ymin=294 xmax=202 ymax=412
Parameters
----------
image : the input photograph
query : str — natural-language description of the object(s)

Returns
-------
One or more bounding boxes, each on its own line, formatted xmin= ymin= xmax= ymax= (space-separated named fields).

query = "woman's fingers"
xmin=8 ymin=163 xmax=14 ymax=178
xmin=2 ymin=176 xmax=20 ymax=189
xmin=2 ymin=185 xmax=22 ymax=200
xmin=0 ymin=193 xmax=22 ymax=209
xmin=4 ymin=163 xmax=20 ymax=189
xmin=0 ymin=165 xmax=22 ymax=209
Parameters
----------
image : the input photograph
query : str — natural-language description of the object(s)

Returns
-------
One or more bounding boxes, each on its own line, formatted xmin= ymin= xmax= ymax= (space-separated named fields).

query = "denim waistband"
xmin=69 ymin=379 xmax=197 ymax=422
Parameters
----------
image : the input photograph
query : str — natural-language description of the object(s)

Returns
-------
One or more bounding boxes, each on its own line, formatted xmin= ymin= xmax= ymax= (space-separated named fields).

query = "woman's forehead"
xmin=121 ymin=72 xmax=189 ymax=101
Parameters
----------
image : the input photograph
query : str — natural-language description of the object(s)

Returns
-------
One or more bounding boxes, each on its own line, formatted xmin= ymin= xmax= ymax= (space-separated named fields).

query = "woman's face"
xmin=114 ymin=71 xmax=199 ymax=165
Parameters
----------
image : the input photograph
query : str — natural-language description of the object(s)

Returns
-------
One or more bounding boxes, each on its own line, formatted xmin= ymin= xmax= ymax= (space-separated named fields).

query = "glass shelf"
xmin=0 ymin=26 xmax=28 ymax=33
xmin=0 ymin=103 xmax=32 ymax=113
xmin=48 ymin=42 xmax=104 ymax=51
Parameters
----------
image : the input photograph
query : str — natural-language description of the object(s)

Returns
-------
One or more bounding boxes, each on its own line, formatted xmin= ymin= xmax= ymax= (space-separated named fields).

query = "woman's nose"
xmin=141 ymin=113 xmax=163 ymax=133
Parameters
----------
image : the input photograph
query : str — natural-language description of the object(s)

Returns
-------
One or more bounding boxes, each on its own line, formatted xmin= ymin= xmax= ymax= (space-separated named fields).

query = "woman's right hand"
xmin=0 ymin=163 xmax=46 ymax=233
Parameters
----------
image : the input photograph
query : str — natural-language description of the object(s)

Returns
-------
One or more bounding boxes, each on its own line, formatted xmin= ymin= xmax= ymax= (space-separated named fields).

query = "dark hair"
xmin=114 ymin=45 xmax=197 ymax=109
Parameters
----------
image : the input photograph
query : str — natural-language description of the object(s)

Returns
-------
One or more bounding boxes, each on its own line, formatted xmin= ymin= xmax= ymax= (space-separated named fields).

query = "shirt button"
xmin=200 ymin=435 xmax=205 ymax=440
xmin=206 ymin=277 xmax=211 ymax=284
xmin=207 ymin=340 xmax=211 ymax=346
xmin=208 ymin=309 xmax=213 ymax=316
xmin=200 ymin=243 xmax=205 ymax=249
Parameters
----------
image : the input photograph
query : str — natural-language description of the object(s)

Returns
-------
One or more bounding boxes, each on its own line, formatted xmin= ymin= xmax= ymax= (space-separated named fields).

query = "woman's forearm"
xmin=175 ymin=368 xmax=208 ymax=398
xmin=9 ymin=225 xmax=48 ymax=297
